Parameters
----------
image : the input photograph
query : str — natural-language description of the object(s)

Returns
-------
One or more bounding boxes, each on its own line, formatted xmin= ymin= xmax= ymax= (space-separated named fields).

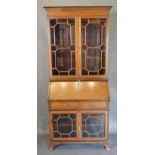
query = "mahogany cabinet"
xmin=44 ymin=6 xmax=112 ymax=150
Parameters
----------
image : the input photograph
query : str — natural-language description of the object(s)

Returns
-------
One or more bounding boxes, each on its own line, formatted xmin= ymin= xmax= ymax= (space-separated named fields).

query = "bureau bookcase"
xmin=44 ymin=6 xmax=112 ymax=150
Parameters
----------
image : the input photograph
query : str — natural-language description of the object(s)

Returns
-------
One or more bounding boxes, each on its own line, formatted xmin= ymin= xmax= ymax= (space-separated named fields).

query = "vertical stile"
xmin=47 ymin=18 xmax=52 ymax=76
xmin=105 ymin=16 xmax=109 ymax=77
xmin=75 ymin=17 xmax=81 ymax=75
xmin=70 ymin=23 xmax=72 ymax=45
xmin=53 ymin=25 xmax=56 ymax=45
xmin=106 ymin=111 xmax=109 ymax=139
xmin=49 ymin=112 xmax=53 ymax=140
xmin=77 ymin=110 xmax=82 ymax=140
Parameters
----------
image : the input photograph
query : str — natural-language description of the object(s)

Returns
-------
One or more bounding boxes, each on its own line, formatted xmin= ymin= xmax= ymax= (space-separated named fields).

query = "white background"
xmin=0 ymin=0 xmax=155 ymax=155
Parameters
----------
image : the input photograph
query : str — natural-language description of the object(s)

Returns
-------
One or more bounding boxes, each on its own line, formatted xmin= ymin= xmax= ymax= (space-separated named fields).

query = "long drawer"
xmin=49 ymin=101 xmax=109 ymax=110
xmin=49 ymin=101 xmax=78 ymax=110
xmin=78 ymin=101 xmax=109 ymax=109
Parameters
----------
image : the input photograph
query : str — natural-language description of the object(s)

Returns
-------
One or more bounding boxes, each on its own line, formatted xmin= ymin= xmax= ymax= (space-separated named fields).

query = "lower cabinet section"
xmin=49 ymin=110 xmax=109 ymax=141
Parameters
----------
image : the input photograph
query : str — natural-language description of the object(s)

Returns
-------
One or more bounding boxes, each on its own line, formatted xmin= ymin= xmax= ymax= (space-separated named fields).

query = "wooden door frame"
xmin=79 ymin=110 xmax=109 ymax=141
xmin=49 ymin=111 xmax=79 ymax=141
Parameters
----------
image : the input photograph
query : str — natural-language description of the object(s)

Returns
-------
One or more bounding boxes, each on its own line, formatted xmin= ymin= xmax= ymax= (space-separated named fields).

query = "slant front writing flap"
xmin=48 ymin=81 xmax=110 ymax=100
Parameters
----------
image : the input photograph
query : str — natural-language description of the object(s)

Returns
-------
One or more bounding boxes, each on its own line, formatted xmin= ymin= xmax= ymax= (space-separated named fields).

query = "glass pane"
xmin=51 ymin=45 xmax=56 ymax=51
xmin=101 ymin=26 xmax=106 ymax=44
xmin=99 ymin=19 xmax=106 ymax=25
xmin=71 ymin=27 xmax=75 ymax=44
xmin=56 ymin=49 xmax=71 ymax=71
xmin=99 ymin=68 xmax=105 ymax=75
xmin=50 ymin=19 xmax=56 ymax=26
xmin=68 ymin=19 xmax=75 ymax=26
xmin=86 ymin=24 xmax=101 ymax=47
xmin=102 ymin=51 xmax=105 ymax=68
xmin=52 ymin=113 xmax=77 ymax=138
xmin=81 ymin=18 xmax=106 ymax=75
xmin=86 ymin=48 xmax=101 ymax=71
xmin=50 ymin=19 xmax=76 ymax=75
xmin=72 ymin=51 xmax=75 ymax=68
xmin=52 ymin=52 xmax=55 ymax=68
xmin=60 ymin=72 xmax=68 ymax=75
xmin=50 ymin=28 xmax=54 ymax=44
xmin=82 ymin=69 xmax=88 ymax=75
xmin=82 ymin=113 xmax=105 ymax=138
xmin=55 ymin=24 xmax=70 ymax=48
xmin=81 ymin=27 xmax=85 ymax=45
xmin=81 ymin=19 xmax=88 ymax=26
xmin=52 ymin=69 xmax=59 ymax=75
xmin=82 ymin=51 xmax=85 ymax=68
xmin=69 ymin=69 xmax=76 ymax=75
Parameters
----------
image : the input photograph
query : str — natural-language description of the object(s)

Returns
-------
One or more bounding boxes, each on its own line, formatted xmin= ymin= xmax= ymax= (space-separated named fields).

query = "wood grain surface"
xmin=48 ymin=81 xmax=110 ymax=100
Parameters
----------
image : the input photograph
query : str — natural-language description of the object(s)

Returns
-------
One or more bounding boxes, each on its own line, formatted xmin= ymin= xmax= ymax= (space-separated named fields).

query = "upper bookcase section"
xmin=44 ymin=6 xmax=112 ymax=80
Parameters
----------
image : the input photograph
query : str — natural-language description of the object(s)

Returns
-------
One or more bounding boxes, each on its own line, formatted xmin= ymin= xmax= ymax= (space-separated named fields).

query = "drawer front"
xmin=49 ymin=101 xmax=78 ymax=110
xmin=79 ymin=101 xmax=109 ymax=109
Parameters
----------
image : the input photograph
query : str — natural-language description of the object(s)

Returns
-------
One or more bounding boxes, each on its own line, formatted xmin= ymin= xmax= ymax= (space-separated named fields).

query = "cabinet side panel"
xmin=47 ymin=18 xmax=52 ymax=76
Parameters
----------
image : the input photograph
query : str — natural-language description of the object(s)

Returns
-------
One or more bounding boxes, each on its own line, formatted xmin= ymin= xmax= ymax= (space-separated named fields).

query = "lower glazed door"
xmin=49 ymin=110 xmax=108 ymax=141
xmin=50 ymin=111 xmax=78 ymax=140
xmin=80 ymin=110 xmax=108 ymax=140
